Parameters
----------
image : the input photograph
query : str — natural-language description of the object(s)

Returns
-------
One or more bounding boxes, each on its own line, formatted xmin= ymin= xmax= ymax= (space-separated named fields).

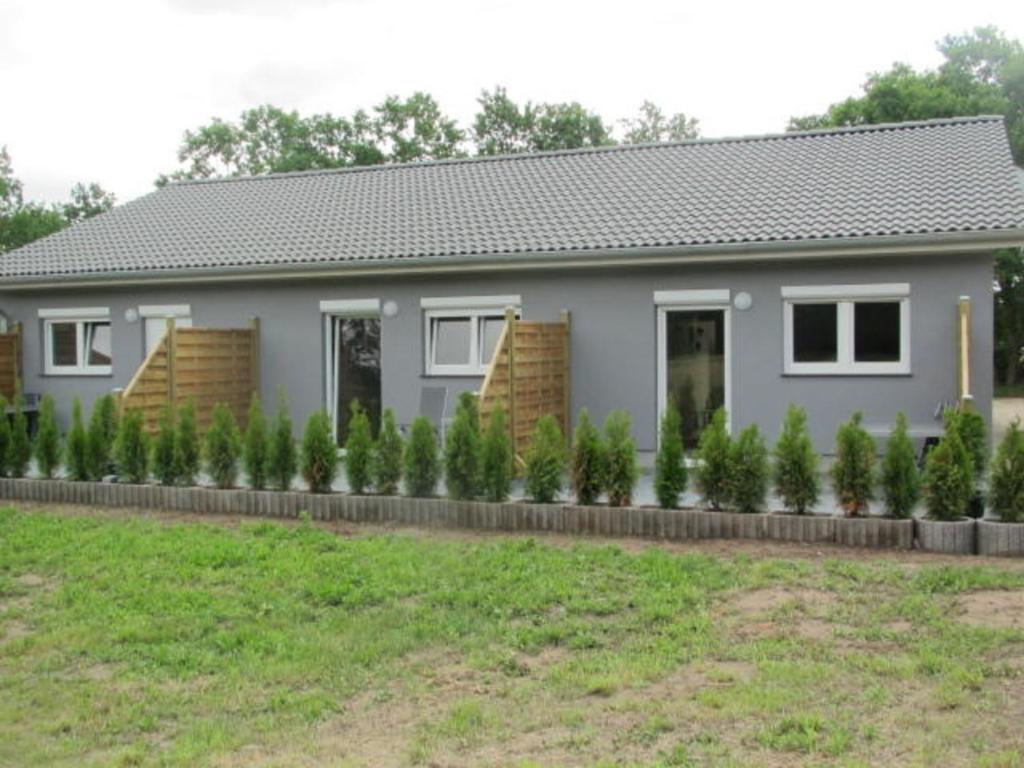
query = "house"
xmin=2 ymin=116 xmax=1023 ymax=453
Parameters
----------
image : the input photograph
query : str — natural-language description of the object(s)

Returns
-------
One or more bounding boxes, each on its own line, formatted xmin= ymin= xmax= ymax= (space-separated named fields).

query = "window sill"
xmin=422 ymin=371 xmax=487 ymax=379
xmin=782 ymin=369 xmax=912 ymax=378
xmin=41 ymin=371 xmax=114 ymax=378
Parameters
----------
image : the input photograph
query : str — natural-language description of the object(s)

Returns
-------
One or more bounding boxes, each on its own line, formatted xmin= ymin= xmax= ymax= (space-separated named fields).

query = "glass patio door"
xmin=663 ymin=309 xmax=726 ymax=449
xmin=328 ymin=316 xmax=381 ymax=443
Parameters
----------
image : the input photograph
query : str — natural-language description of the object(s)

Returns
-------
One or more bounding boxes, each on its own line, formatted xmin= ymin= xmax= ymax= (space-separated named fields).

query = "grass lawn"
xmin=3 ymin=507 xmax=1024 ymax=767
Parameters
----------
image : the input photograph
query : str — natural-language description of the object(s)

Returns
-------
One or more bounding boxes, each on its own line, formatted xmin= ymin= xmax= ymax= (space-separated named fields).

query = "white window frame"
xmin=782 ymin=283 xmax=911 ymax=375
xmin=39 ymin=307 xmax=112 ymax=376
xmin=421 ymin=295 xmax=521 ymax=376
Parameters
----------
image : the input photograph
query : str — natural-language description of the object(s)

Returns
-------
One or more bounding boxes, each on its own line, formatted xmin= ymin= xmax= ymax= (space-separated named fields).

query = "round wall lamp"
xmin=124 ymin=307 xmax=139 ymax=323
xmin=382 ymin=300 xmax=399 ymax=318
xmin=733 ymin=292 xmax=753 ymax=311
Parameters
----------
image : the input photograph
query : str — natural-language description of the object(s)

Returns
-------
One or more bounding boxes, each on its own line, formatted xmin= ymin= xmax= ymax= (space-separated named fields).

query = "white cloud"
xmin=2 ymin=0 xmax=1021 ymax=204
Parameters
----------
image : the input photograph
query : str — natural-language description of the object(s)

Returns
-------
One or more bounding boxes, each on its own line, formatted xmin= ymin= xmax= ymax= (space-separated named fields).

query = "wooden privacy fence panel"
xmin=479 ymin=309 xmax=570 ymax=458
xmin=0 ymin=322 xmax=22 ymax=402
xmin=119 ymin=319 xmax=260 ymax=433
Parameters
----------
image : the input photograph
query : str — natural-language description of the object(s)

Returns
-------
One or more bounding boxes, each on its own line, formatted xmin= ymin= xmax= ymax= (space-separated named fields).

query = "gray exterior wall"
xmin=0 ymin=251 xmax=994 ymax=452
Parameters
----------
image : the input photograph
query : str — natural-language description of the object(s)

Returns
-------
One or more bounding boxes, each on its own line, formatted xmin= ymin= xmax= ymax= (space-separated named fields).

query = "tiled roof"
xmin=4 ymin=116 xmax=1023 ymax=281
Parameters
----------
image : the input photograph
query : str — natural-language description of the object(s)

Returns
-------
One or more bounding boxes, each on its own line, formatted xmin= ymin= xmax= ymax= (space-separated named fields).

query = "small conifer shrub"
xmin=204 ymin=403 xmax=242 ymax=489
xmin=242 ymin=395 xmax=269 ymax=490
xmin=174 ymin=398 xmax=201 ymax=485
xmin=7 ymin=392 xmax=32 ymax=478
xmin=480 ymin=404 xmax=513 ymax=503
xmin=524 ymin=415 xmax=566 ymax=504
xmin=604 ymin=410 xmax=638 ymax=507
xmin=989 ymin=421 xmax=1024 ymax=523
xmin=444 ymin=392 xmax=481 ymax=500
xmin=34 ymin=394 xmax=61 ymax=479
xmin=922 ymin=427 xmax=973 ymax=521
xmin=344 ymin=399 xmax=374 ymax=495
xmin=373 ymin=408 xmax=404 ymax=495
xmin=404 ymin=416 xmax=440 ymax=497
xmin=880 ymin=412 xmax=919 ymax=519
xmin=300 ymin=409 xmax=338 ymax=493
xmin=773 ymin=405 xmax=819 ymax=514
xmin=0 ymin=394 xmax=9 ymax=476
xmin=65 ymin=398 xmax=90 ymax=481
xmin=571 ymin=409 xmax=605 ymax=506
xmin=268 ymin=389 xmax=297 ymax=491
xmin=115 ymin=409 xmax=149 ymax=484
xmin=831 ymin=412 xmax=876 ymax=516
xmin=86 ymin=393 xmax=118 ymax=480
xmin=694 ymin=408 xmax=731 ymax=510
xmin=654 ymin=403 xmax=687 ymax=510
xmin=151 ymin=404 xmax=177 ymax=485
xmin=729 ymin=423 xmax=769 ymax=514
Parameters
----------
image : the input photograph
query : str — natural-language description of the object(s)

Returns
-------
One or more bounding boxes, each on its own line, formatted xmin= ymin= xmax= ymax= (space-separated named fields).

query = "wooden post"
xmin=957 ymin=296 xmax=971 ymax=407
xmin=249 ymin=317 xmax=261 ymax=401
xmin=12 ymin=321 xmax=22 ymax=396
xmin=560 ymin=309 xmax=571 ymax=446
xmin=505 ymin=307 xmax=517 ymax=452
xmin=166 ymin=317 xmax=177 ymax=406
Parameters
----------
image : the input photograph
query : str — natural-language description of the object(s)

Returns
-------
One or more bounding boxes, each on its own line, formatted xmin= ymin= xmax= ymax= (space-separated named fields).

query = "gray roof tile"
xmin=4 ymin=116 xmax=1024 ymax=281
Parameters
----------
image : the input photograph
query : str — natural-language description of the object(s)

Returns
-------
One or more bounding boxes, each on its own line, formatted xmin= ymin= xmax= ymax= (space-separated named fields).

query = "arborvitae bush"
xmin=204 ymin=403 xmax=242 ymax=489
xmin=86 ymin=393 xmax=118 ymax=480
xmin=950 ymin=408 xmax=987 ymax=485
xmin=34 ymin=394 xmax=61 ymax=479
xmin=151 ymin=404 xmax=177 ymax=485
xmin=729 ymin=423 xmax=769 ymax=514
xmin=7 ymin=392 xmax=32 ymax=478
xmin=480 ymin=404 xmax=513 ymax=502
xmin=989 ymin=421 xmax=1024 ymax=523
xmin=174 ymin=398 xmax=201 ymax=485
xmin=831 ymin=412 xmax=876 ymax=516
xmin=773 ymin=405 xmax=819 ymax=514
xmin=115 ymin=409 xmax=149 ymax=484
xmin=880 ymin=412 xmax=919 ymax=519
xmin=404 ymin=416 xmax=440 ymax=497
xmin=922 ymin=427 xmax=973 ymax=521
xmin=571 ymin=409 xmax=605 ymax=506
xmin=0 ymin=395 xmax=9 ymax=476
xmin=444 ymin=392 xmax=481 ymax=500
xmin=65 ymin=398 xmax=89 ymax=481
xmin=373 ymin=408 xmax=403 ymax=495
xmin=344 ymin=399 xmax=374 ymax=495
xmin=654 ymin=403 xmax=687 ymax=509
xmin=268 ymin=389 xmax=297 ymax=491
xmin=604 ymin=410 xmax=638 ymax=507
xmin=524 ymin=415 xmax=566 ymax=504
xmin=242 ymin=395 xmax=269 ymax=490
xmin=695 ymin=408 xmax=731 ymax=510
xmin=300 ymin=409 xmax=338 ymax=493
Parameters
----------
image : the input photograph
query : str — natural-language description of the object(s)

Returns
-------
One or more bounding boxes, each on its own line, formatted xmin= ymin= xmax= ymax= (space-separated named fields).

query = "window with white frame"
xmin=40 ymin=308 xmax=112 ymax=375
xmin=422 ymin=296 xmax=521 ymax=375
xmin=782 ymin=284 xmax=910 ymax=375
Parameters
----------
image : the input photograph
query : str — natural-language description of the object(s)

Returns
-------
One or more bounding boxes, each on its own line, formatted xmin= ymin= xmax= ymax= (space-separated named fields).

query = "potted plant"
xmin=977 ymin=420 xmax=1024 ymax=556
xmin=917 ymin=412 xmax=975 ymax=554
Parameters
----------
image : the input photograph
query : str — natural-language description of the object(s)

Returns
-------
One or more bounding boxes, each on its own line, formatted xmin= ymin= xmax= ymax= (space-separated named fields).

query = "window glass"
xmin=433 ymin=317 xmax=471 ymax=365
xmin=479 ymin=316 xmax=505 ymax=366
xmin=50 ymin=322 xmax=78 ymax=367
xmin=854 ymin=302 xmax=900 ymax=362
xmin=86 ymin=322 xmax=112 ymax=366
xmin=792 ymin=303 xmax=837 ymax=363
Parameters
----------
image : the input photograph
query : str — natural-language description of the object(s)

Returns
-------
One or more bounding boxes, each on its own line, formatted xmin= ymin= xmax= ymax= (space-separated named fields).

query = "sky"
xmin=2 ymin=0 xmax=1022 ymax=205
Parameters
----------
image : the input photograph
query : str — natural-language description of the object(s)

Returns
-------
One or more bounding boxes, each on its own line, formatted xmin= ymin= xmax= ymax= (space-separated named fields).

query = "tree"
xmin=480 ymin=404 xmax=513 ymax=503
xmin=831 ymin=413 xmax=876 ymax=516
xmin=880 ymin=412 xmax=920 ymax=519
xmin=729 ymin=424 xmax=770 ymax=514
xmin=922 ymin=427 xmax=974 ymax=520
xmin=151 ymin=404 xmax=177 ymax=485
xmin=300 ymin=410 xmax=338 ymax=494
xmin=86 ymin=394 xmax=118 ymax=480
xmin=444 ymin=392 xmax=481 ymax=500
xmin=174 ymin=398 xmax=201 ymax=485
xmin=0 ymin=395 xmax=9 ymax=476
xmin=242 ymin=395 xmax=269 ymax=490
xmin=344 ymin=399 xmax=374 ymax=495
xmin=115 ymin=410 xmax=149 ymax=484
xmin=620 ymin=101 xmax=699 ymax=144
xmin=473 ymin=87 xmax=613 ymax=155
xmin=65 ymin=397 xmax=90 ymax=481
xmin=571 ymin=409 xmax=605 ymax=506
xmin=404 ymin=416 xmax=440 ymax=497
xmin=268 ymin=389 xmax=297 ymax=491
xmin=374 ymin=92 xmax=465 ymax=163
xmin=7 ymin=392 xmax=32 ymax=478
xmin=603 ymin=410 xmax=638 ymax=507
xmin=773 ymin=405 xmax=820 ymax=515
xmin=524 ymin=415 xmax=566 ymax=504
xmin=996 ymin=248 xmax=1024 ymax=386
xmin=694 ymin=408 xmax=731 ymax=510
xmin=655 ymin=403 xmax=687 ymax=510
xmin=204 ymin=404 xmax=242 ymax=489
xmin=989 ymin=421 xmax=1024 ymax=522
xmin=373 ymin=408 xmax=404 ymax=495
xmin=62 ymin=182 xmax=115 ymax=223
xmin=33 ymin=394 xmax=61 ymax=479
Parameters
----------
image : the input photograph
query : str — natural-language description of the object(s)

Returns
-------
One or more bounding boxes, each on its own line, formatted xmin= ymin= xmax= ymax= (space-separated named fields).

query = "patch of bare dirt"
xmin=726 ymin=587 xmax=835 ymax=618
xmin=959 ymin=590 xmax=1024 ymax=629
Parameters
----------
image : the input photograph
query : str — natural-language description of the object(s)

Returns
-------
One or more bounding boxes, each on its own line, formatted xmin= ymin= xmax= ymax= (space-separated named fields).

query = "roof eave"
xmin=2 ymin=228 xmax=1022 ymax=291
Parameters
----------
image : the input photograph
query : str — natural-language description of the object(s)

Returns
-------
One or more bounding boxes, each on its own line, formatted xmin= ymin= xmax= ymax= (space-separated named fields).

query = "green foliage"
xmin=85 ymin=394 xmax=118 ymax=480
xmin=831 ymin=412 xmax=876 ymax=516
xmin=0 ymin=394 xmax=10 ymax=476
xmin=695 ymin=408 xmax=732 ymax=510
xmin=373 ymin=408 xmax=404 ymax=495
xmin=995 ymin=247 xmax=1024 ymax=387
xmin=948 ymin=408 xmax=987 ymax=485
xmin=571 ymin=409 xmax=606 ymax=506
xmin=300 ymin=410 xmax=338 ymax=494
xmin=444 ymin=392 xmax=481 ymax=500
xmin=989 ymin=421 xmax=1024 ymax=522
xmin=729 ymin=424 xmax=770 ymax=514
xmin=151 ymin=404 xmax=177 ymax=486
xmin=524 ymin=415 xmax=566 ymax=504
xmin=7 ymin=392 xmax=32 ymax=478
xmin=880 ymin=412 xmax=920 ymax=519
xmin=344 ymin=400 xmax=374 ymax=495
xmin=115 ymin=409 xmax=149 ymax=484
xmin=773 ymin=405 xmax=820 ymax=514
xmin=603 ymin=410 xmax=638 ymax=507
xmin=33 ymin=394 xmax=60 ymax=479
xmin=655 ymin=404 xmax=687 ymax=510
xmin=204 ymin=404 xmax=242 ymax=490
xmin=480 ymin=404 xmax=513 ymax=503
xmin=268 ymin=389 xmax=297 ymax=491
xmin=620 ymin=100 xmax=700 ymax=143
xmin=242 ymin=395 xmax=269 ymax=490
xmin=173 ymin=399 xmax=200 ymax=486
xmin=65 ymin=398 xmax=89 ymax=482
xmin=923 ymin=426 xmax=974 ymax=521
xmin=404 ymin=416 xmax=440 ymax=498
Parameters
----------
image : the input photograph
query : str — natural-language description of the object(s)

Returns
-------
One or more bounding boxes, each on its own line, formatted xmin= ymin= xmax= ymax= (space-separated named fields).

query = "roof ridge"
xmin=168 ymin=115 xmax=1007 ymax=188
